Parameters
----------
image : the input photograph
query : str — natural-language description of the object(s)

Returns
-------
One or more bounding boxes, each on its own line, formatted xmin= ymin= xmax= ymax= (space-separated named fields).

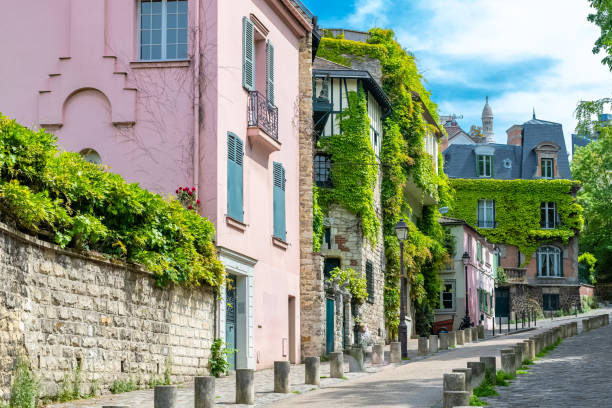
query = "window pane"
xmin=141 ymin=30 xmax=151 ymax=45
xmin=177 ymin=44 xmax=187 ymax=59
xmin=141 ymin=45 xmax=151 ymax=60
xmin=167 ymin=29 xmax=177 ymax=44
xmin=178 ymin=0 xmax=188 ymax=13
xmin=485 ymin=156 xmax=491 ymax=176
xmin=151 ymin=45 xmax=162 ymax=60
xmin=178 ymin=12 xmax=188 ymax=29
xmin=142 ymin=15 xmax=151 ymax=29
xmin=178 ymin=28 xmax=187 ymax=43
xmin=152 ymin=29 xmax=162 ymax=45
xmin=167 ymin=0 xmax=177 ymax=13
xmin=166 ymin=44 xmax=177 ymax=59
xmin=168 ymin=13 xmax=177 ymax=29
xmin=151 ymin=0 xmax=162 ymax=14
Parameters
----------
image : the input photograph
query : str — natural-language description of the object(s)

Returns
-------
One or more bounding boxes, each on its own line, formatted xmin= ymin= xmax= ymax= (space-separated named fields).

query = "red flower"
xmin=196 ymin=199 xmax=201 ymax=204
xmin=192 ymin=187 xmax=196 ymax=191
xmin=188 ymin=191 xmax=193 ymax=196
xmin=179 ymin=187 xmax=183 ymax=190
xmin=188 ymin=205 xmax=193 ymax=210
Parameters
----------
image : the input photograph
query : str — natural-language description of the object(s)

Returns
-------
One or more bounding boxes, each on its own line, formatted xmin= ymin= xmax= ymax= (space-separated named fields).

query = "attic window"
xmin=503 ymin=159 xmax=512 ymax=169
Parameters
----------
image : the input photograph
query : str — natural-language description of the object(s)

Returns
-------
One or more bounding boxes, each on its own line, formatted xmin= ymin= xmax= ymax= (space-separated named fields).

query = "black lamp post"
xmin=395 ymin=219 xmax=409 ymax=358
xmin=460 ymin=251 xmax=473 ymax=330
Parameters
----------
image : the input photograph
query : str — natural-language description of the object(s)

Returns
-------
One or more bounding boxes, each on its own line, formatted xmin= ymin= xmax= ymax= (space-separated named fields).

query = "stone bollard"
xmin=236 ymin=369 xmax=255 ymax=405
xmin=329 ymin=352 xmax=344 ymax=378
xmin=456 ymin=330 xmax=465 ymax=345
xmin=500 ymin=350 xmax=516 ymax=376
xmin=478 ymin=325 xmax=485 ymax=340
xmin=348 ymin=347 xmax=364 ymax=372
xmin=429 ymin=335 xmax=439 ymax=353
xmin=519 ymin=342 xmax=530 ymax=363
xmin=467 ymin=362 xmax=485 ymax=388
xmin=274 ymin=361 xmax=290 ymax=393
xmin=547 ymin=330 xmax=553 ymax=346
xmin=452 ymin=368 xmax=473 ymax=393
xmin=583 ymin=318 xmax=590 ymax=332
xmin=371 ymin=344 xmax=384 ymax=365
xmin=443 ymin=372 xmax=466 ymax=391
xmin=418 ymin=337 xmax=429 ymax=356
xmin=512 ymin=344 xmax=524 ymax=368
xmin=194 ymin=376 xmax=215 ymax=408
xmin=443 ymin=391 xmax=470 ymax=408
xmin=154 ymin=385 xmax=177 ymax=408
xmin=526 ymin=340 xmax=536 ymax=361
xmin=439 ymin=332 xmax=449 ymax=350
xmin=480 ymin=356 xmax=496 ymax=382
xmin=304 ymin=356 xmax=320 ymax=385
xmin=464 ymin=328 xmax=472 ymax=343
xmin=471 ymin=327 xmax=479 ymax=342
xmin=572 ymin=321 xmax=578 ymax=336
xmin=390 ymin=342 xmax=401 ymax=363
xmin=449 ymin=331 xmax=457 ymax=348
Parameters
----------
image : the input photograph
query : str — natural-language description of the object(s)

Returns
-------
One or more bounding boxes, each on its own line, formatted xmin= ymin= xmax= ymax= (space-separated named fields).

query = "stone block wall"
xmin=0 ymin=223 xmax=215 ymax=399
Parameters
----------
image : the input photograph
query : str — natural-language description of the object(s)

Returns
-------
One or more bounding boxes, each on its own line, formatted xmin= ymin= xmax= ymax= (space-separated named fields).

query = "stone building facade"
xmin=0 ymin=222 xmax=216 ymax=399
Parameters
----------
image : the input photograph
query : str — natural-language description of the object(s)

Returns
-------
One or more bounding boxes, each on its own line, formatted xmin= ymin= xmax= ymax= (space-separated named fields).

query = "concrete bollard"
xmin=443 ymin=372 xmax=466 ymax=391
xmin=467 ymin=362 xmax=486 ymax=388
xmin=464 ymin=328 xmax=472 ymax=343
xmin=500 ymin=350 xmax=516 ymax=376
xmin=194 ymin=376 xmax=215 ymax=408
xmin=274 ymin=361 xmax=290 ymax=393
xmin=443 ymin=391 xmax=470 ymax=408
xmin=348 ymin=347 xmax=364 ymax=372
xmin=390 ymin=342 xmax=401 ymax=363
xmin=236 ymin=369 xmax=255 ymax=405
xmin=512 ymin=344 xmax=524 ymax=368
xmin=480 ymin=356 xmax=496 ymax=382
xmin=583 ymin=318 xmax=590 ymax=332
xmin=478 ymin=325 xmax=485 ymax=340
xmin=519 ymin=342 xmax=530 ymax=363
xmin=449 ymin=331 xmax=457 ymax=347
xmin=304 ymin=356 xmax=320 ymax=385
xmin=547 ymin=330 xmax=553 ymax=346
xmin=452 ymin=368 xmax=473 ymax=393
xmin=472 ymin=327 xmax=479 ymax=342
xmin=329 ymin=352 xmax=344 ymax=378
xmin=418 ymin=337 xmax=429 ymax=356
xmin=439 ymin=332 xmax=449 ymax=350
xmin=456 ymin=330 xmax=465 ymax=345
xmin=526 ymin=340 xmax=536 ymax=361
xmin=154 ymin=385 xmax=177 ymax=408
xmin=371 ymin=344 xmax=384 ymax=365
xmin=429 ymin=335 xmax=439 ymax=353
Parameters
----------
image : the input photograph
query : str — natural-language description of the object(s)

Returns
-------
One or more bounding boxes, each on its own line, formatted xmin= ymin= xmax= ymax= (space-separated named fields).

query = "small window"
xmin=542 ymin=293 xmax=560 ymax=311
xmin=540 ymin=202 xmax=556 ymax=229
xmin=537 ymin=246 xmax=562 ymax=277
xmin=541 ymin=158 xmax=554 ymax=179
xmin=477 ymin=155 xmax=493 ymax=177
xmin=80 ymin=148 xmax=101 ymax=165
xmin=323 ymin=258 xmax=340 ymax=280
xmin=477 ymin=199 xmax=495 ymax=228
xmin=503 ymin=158 xmax=512 ymax=168
xmin=324 ymin=227 xmax=331 ymax=249
xmin=366 ymin=261 xmax=374 ymax=303
xmin=139 ymin=0 xmax=188 ymax=61
xmin=439 ymin=280 xmax=455 ymax=310
xmin=314 ymin=154 xmax=332 ymax=187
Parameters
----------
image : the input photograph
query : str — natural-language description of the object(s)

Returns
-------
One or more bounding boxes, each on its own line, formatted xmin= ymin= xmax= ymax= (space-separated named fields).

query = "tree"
xmin=587 ymin=0 xmax=612 ymax=71
xmin=469 ymin=125 xmax=483 ymax=139
xmin=571 ymin=127 xmax=612 ymax=282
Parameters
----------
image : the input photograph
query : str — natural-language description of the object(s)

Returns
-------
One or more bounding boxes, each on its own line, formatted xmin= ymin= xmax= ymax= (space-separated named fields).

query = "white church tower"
xmin=482 ymin=96 xmax=495 ymax=143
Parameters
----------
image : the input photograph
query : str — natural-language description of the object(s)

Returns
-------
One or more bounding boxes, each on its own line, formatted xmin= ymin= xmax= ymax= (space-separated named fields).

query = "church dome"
xmin=482 ymin=96 xmax=493 ymax=118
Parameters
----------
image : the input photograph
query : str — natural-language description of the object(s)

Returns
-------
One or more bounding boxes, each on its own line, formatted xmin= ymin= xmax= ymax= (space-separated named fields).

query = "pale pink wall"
xmin=462 ymin=227 xmax=495 ymax=330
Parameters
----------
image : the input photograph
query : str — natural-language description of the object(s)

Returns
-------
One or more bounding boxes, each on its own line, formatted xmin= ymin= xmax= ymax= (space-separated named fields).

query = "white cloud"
xmin=345 ymin=0 xmax=390 ymax=28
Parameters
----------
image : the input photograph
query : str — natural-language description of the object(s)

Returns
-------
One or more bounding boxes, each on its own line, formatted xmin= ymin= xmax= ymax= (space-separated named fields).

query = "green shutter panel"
xmin=490 ymin=155 xmax=494 ymax=178
xmin=273 ymin=162 xmax=286 ymax=241
xmin=266 ymin=41 xmax=275 ymax=105
xmin=227 ymin=133 xmax=244 ymax=222
xmin=242 ymin=17 xmax=255 ymax=91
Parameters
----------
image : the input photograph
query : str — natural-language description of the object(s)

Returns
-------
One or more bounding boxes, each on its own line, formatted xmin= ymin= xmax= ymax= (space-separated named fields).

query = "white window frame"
xmin=541 ymin=158 xmax=554 ymax=179
xmin=137 ymin=0 xmax=188 ymax=61
xmin=438 ymin=280 xmax=455 ymax=311
xmin=537 ymin=246 xmax=561 ymax=277
xmin=477 ymin=155 xmax=492 ymax=177
xmin=477 ymin=199 xmax=495 ymax=228
xmin=541 ymin=202 xmax=556 ymax=229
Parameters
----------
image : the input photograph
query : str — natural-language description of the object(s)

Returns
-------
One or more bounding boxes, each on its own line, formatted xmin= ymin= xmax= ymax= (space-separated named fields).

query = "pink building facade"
xmin=436 ymin=217 xmax=496 ymax=331
xmin=0 ymin=0 xmax=313 ymax=370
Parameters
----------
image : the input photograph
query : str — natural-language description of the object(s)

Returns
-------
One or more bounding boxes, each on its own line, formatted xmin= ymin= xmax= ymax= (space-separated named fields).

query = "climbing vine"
xmin=449 ymin=178 xmax=583 ymax=262
xmin=327 ymin=266 xmax=369 ymax=304
xmin=312 ymin=186 xmax=324 ymax=253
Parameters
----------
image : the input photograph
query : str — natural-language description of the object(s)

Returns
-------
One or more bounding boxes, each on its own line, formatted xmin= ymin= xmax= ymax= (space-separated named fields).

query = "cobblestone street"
xmin=483 ymin=314 xmax=612 ymax=407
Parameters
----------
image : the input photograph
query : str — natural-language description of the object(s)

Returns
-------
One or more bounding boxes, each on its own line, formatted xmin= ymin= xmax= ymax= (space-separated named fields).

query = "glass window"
xmin=314 ymin=154 xmax=332 ymax=187
xmin=477 ymin=199 xmax=495 ymax=228
xmin=542 ymin=293 xmax=560 ymax=311
xmin=537 ymin=246 xmax=561 ymax=277
xmin=139 ymin=0 xmax=188 ymax=61
xmin=439 ymin=280 xmax=455 ymax=310
xmin=80 ymin=148 xmax=101 ymax=165
xmin=477 ymin=155 xmax=492 ymax=177
xmin=541 ymin=158 xmax=554 ymax=178
xmin=366 ymin=261 xmax=374 ymax=303
xmin=540 ymin=202 xmax=556 ymax=229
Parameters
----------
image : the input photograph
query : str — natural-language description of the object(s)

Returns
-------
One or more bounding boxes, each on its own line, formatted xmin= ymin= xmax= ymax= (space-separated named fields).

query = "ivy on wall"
xmin=312 ymin=186 xmax=324 ymax=253
xmin=449 ymin=178 xmax=583 ymax=262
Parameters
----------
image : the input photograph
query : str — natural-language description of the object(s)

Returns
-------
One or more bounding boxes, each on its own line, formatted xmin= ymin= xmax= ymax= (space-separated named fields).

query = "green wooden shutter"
xmin=242 ymin=17 xmax=255 ymax=91
xmin=266 ymin=41 xmax=275 ymax=105
xmin=273 ymin=162 xmax=286 ymax=240
xmin=490 ymin=155 xmax=494 ymax=178
xmin=227 ymin=133 xmax=244 ymax=221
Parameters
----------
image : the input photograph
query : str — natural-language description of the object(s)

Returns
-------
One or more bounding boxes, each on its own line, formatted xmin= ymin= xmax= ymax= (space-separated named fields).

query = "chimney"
xmin=506 ymin=125 xmax=523 ymax=146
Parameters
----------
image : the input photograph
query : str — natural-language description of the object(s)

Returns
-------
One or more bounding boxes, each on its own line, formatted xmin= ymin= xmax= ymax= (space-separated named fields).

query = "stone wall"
xmin=0 ymin=223 xmax=215 ymax=399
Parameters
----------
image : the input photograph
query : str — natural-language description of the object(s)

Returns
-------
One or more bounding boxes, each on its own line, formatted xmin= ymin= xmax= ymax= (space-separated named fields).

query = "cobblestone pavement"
xmin=482 ymin=314 xmax=612 ymax=408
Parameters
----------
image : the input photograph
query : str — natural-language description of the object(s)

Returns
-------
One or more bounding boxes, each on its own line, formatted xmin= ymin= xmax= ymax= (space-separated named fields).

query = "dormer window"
xmin=534 ymin=142 xmax=560 ymax=179
xmin=477 ymin=155 xmax=493 ymax=177
xmin=541 ymin=158 xmax=554 ymax=179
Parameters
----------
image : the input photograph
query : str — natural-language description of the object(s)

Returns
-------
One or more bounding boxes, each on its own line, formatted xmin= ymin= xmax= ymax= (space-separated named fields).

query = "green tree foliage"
xmin=312 ymin=186 xmax=324 ymax=252
xmin=469 ymin=125 xmax=484 ymax=139
xmin=0 ymin=114 xmax=224 ymax=288
xmin=587 ymin=0 xmax=612 ymax=71
xmin=327 ymin=266 xmax=369 ymax=304
xmin=572 ymin=129 xmax=612 ymax=282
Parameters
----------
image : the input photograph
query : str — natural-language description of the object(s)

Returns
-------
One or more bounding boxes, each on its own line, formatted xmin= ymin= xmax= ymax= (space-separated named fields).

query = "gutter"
xmin=193 ymin=0 xmax=201 ymax=200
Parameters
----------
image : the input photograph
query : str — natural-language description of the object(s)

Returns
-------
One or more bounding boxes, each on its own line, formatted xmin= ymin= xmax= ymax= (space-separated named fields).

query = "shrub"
xmin=8 ymin=358 xmax=39 ymax=408
xmin=0 ymin=115 xmax=224 ymax=288
xmin=209 ymin=339 xmax=237 ymax=378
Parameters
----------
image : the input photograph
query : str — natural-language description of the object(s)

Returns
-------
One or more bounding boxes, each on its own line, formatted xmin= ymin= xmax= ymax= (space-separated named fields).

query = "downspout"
xmin=193 ymin=0 xmax=201 ymax=199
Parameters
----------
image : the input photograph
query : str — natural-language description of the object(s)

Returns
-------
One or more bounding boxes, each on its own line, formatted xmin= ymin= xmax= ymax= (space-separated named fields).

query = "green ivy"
xmin=312 ymin=186 xmax=324 ymax=253
xmin=327 ymin=266 xmax=369 ymax=304
xmin=448 ymin=178 xmax=583 ymax=262
xmin=0 ymin=114 xmax=225 ymax=289
xmin=318 ymin=90 xmax=379 ymax=244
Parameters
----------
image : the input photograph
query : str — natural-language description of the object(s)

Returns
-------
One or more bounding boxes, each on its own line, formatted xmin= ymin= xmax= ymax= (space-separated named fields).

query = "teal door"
xmin=226 ymin=276 xmax=237 ymax=370
xmin=325 ymin=298 xmax=335 ymax=354
xmin=495 ymin=288 xmax=509 ymax=318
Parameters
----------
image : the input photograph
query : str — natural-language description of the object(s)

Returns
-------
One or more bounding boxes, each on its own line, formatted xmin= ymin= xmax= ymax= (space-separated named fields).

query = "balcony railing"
xmin=504 ymin=267 xmax=527 ymax=284
xmin=248 ymin=91 xmax=278 ymax=141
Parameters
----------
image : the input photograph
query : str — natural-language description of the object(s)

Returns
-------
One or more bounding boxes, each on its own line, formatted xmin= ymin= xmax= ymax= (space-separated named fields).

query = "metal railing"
xmin=248 ymin=91 xmax=278 ymax=141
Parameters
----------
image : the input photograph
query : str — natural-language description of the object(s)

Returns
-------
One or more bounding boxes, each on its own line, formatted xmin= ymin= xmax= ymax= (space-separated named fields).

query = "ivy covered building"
xmin=442 ymin=99 xmax=584 ymax=317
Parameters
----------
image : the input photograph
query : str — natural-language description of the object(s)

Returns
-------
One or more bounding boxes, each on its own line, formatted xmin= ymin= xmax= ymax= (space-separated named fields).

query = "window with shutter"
xmin=227 ymin=133 xmax=244 ymax=222
xmin=273 ymin=162 xmax=286 ymax=241
xmin=266 ymin=41 xmax=275 ymax=105
xmin=242 ymin=17 xmax=255 ymax=91
xmin=366 ymin=261 xmax=374 ymax=303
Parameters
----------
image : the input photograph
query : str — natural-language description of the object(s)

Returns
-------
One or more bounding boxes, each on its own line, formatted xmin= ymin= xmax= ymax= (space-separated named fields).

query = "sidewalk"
xmin=48 ymin=307 xmax=611 ymax=407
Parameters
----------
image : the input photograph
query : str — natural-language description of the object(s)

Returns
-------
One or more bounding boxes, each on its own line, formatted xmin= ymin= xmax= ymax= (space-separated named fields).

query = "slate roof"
xmin=443 ymin=116 xmax=572 ymax=180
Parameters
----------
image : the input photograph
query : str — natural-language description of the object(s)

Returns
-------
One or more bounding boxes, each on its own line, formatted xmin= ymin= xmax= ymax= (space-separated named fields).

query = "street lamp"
xmin=460 ymin=251 xmax=472 ymax=330
xmin=395 ymin=219 xmax=409 ymax=358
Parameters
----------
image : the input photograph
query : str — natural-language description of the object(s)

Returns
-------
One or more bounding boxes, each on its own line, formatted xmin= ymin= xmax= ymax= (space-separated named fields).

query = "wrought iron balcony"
xmin=504 ymin=267 xmax=527 ymax=284
xmin=248 ymin=91 xmax=278 ymax=141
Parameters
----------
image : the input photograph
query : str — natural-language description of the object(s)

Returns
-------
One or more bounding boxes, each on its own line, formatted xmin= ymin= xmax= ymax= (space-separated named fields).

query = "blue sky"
xmin=303 ymin=0 xmax=612 ymax=150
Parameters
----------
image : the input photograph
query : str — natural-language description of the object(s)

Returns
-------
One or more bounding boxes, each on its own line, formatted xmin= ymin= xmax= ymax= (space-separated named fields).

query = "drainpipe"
xmin=193 ymin=0 xmax=201 ymax=199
